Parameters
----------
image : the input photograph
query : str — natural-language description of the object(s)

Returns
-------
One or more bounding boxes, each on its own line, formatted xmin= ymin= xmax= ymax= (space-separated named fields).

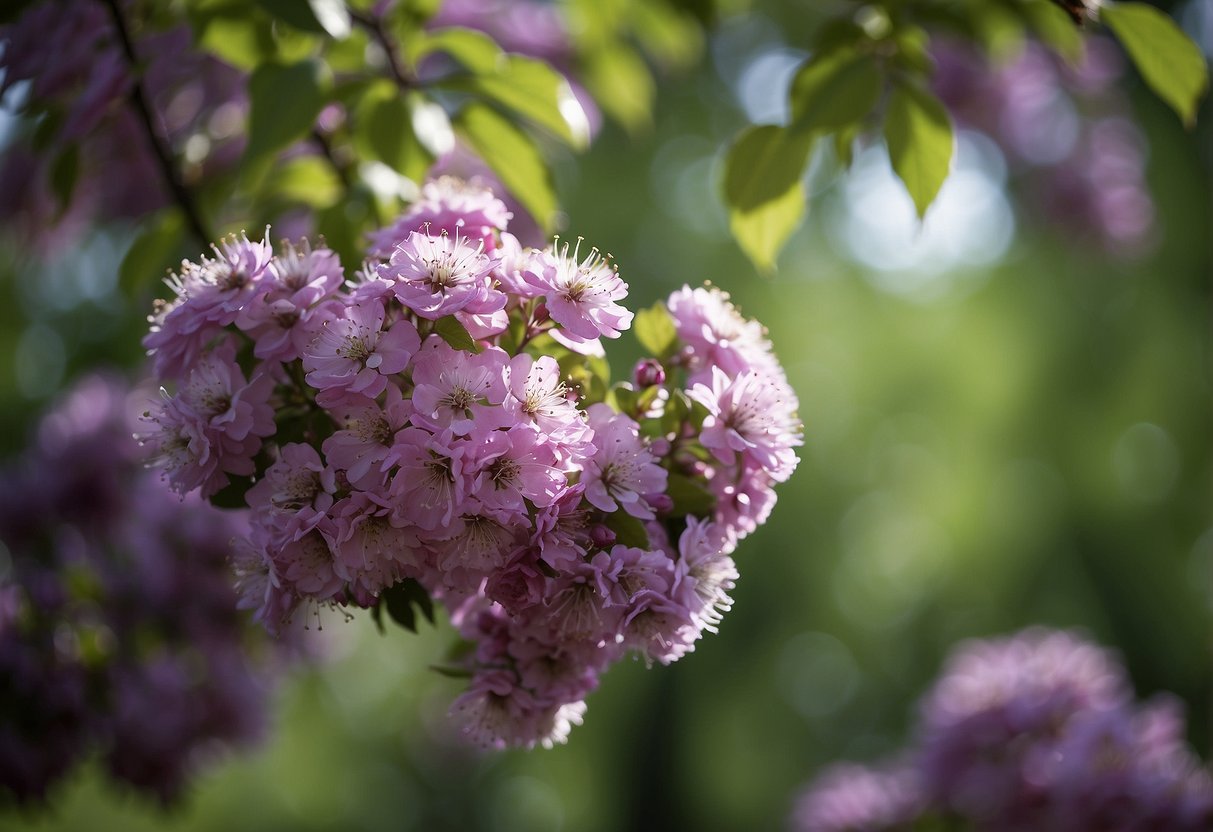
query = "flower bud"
xmin=633 ymin=358 xmax=665 ymax=388
xmin=589 ymin=525 xmax=617 ymax=548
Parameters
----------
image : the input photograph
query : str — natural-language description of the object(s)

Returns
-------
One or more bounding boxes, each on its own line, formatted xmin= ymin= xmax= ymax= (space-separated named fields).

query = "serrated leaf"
xmin=664 ymin=472 xmax=716 ymax=518
xmin=454 ymin=103 xmax=557 ymax=230
xmin=788 ymin=52 xmax=883 ymax=136
xmin=723 ymin=124 xmax=812 ymax=213
xmin=434 ymin=315 xmax=482 ymax=352
xmin=604 ymin=510 xmax=649 ymax=549
xmin=120 ymin=212 xmax=185 ymax=293
xmin=1102 ymin=1 xmax=1209 ymax=126
xmin=634 ymin=303 xmax=678 ymax=357
xmin=883 ymin=81 xmax=954 ymax=219
xmin=245 ymin=60 xmax=328 ymax=167
xmin=729 ymin=180 xmax=805 ymax=272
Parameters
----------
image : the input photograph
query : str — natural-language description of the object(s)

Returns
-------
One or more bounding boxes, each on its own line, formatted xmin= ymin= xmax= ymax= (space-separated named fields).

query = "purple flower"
xmin=409 ymin=337 xmax=511 ymax=434
xmin=302 ymin=299 xmax=421 ymax=403
xmin=379 ymin=229 xmax=503 ymax=320
xmin=367 ymin=176 xmax=513 ymax=258
xmin=523 ymin=239 xmax=633 ymax=342
xmin=690 ymin=365 xmax=802 ymax=482
xmin=792 ymin=763 xmax=923 ymax=832
xmin=581 ymin=404 xmax=667 ymax=519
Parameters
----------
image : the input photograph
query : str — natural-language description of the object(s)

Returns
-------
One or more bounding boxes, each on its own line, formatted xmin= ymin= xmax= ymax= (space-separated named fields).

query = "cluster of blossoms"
xmin=0 ymin=375 xmax=293 ymax=804
xmin=932 ymin=37 xmax=1155 ymax=255
xmin=138 ymin=176 xmax=802 ymax=748
xmin=792 ymin=628 xmax=1213 ymax=832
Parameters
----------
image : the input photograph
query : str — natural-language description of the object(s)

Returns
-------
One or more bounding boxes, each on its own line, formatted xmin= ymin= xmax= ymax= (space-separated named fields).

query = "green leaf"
xmin=245 ymin=60 xmax=329 ymax=167
xmin=255 ymin=0 xmax=351 ymax=38
xmin=1020 ymin=0 xmax=1083 ymax=63
xmin=729 ymin=180 xmax=805 ymax=272
xmin=788 ymin=52 xmax=883 ymax=136
xmin=194 ymin=11 xmax=277 ymax=71
xmin=883 ymin=81 xmax=954 ymax=219
xmin=723 ymin=124 xmax=812 ymax=213
xmin=361 ymin=93 xmax=436 ymax=183
xmin=664 ymin=472 xmax=717 ymax=518
xmin=1102 ymin=1 xmax=1209 ymax=126
xmin=604 ymin=511 xmax=649 ymax=549
xmin=444 ymin=56 xmax=591 ymax=149
xmin=433 ymin=315 xmax=482 ymax=353
xmin=634 ymin=303 xmax=678 ymax=357
xmin=454 ymin=103 xmax=558 ymax=230
xmin=379 ymin=578 xmax=435 ymax=634
xmin=49 ymin=145 xmax=79 ymax=215
xmin=208 ymin=476 xmax=254 ymax=510
xmin=420 ymin=26 xmax=506 ymax=74
xmin=120 ymin=212 xmax=185 ymax=293
xmin=583 ymin=44 xmax=655 ymax=134
xmin=269 ymin=156 xmax=342 ymax=208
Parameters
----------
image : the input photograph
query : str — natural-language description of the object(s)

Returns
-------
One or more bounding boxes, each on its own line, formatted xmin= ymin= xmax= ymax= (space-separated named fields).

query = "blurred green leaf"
xmin=245 ymin=60 xmax=329 ymax=168
xmin=605 ymin=510 xmax=649 ymax=549
xmin=883 ymin=81 xmax=954 ymax=219
xmin=271 ymin=156 xmax=343 ymax=208
xmin=208 ymin=476 xmax=254 ymax=510
xmin=665 ymin=472 xmax=716 ymax=518
xmin=729 ymin=180 xmax=805 ymax=273
xmin=1101 ymin=1 xmax=1209 ymax=126
xmin=433 ymin=315 xmax=482 ymax=353
xmin=420 ymin=26 xmax=506 ymax=74
xmin=360 ymin=91 xmax=437 ymax=184
xmin=255 ymin=0 xmax=350 ymax=38
xmin=723 ymin=124 xmax=811 ymax=213
xmin=194 ymin=11 xmax=276 ymax=71
xmin=49 ymin=145 xmax=79 ymax=217
xmin=442 ymin=55 xmax=591 ymax=149
xmin=788 ymin=52 xmax=882 ymax=136
xmin=454 ymin=103 xmax=557 ymax=230
xmin=1020 ymin=0 xmax=1084 ymax=63
xmin=120 ymin=212 xmax=185 ymax=293
xmin=634 ymin=303 xmax=678 ymax=358
xmin=583 ymin=44 xmax=655 ymax=134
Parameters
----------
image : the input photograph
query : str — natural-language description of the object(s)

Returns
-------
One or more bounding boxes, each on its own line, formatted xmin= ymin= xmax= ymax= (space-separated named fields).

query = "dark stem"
xmin=349 ymin=8 xmax=418 ymax=91
xmin=311 ymin=128 xmax=354 ymax=189
xmin=101 ymin=0 xmax=213 ymax=247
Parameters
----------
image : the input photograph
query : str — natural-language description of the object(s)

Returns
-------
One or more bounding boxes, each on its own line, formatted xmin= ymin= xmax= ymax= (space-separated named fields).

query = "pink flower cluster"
xmin=139 ymin=177 xmax=802 ymax=749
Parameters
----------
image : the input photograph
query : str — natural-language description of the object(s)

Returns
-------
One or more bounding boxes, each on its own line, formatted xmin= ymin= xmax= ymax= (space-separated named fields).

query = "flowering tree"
xmin=0 ymin=0 xmax=1208 ymax=815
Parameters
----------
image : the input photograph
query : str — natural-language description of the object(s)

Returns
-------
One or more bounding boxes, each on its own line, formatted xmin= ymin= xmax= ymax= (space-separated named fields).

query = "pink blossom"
xmin=303 ymin=299 xmax=420 ymax=404
xmin=522 ymin=239 xmax=632 ymax=341
xmin=368 ymin=176 xmax=512 ymax=258
xmin=321 ymin=386 xmax=412 ymax=490
xmin=470 ymin=426 xmax=567 ymax=512
xmin=409 ymin=337 xmax=510 ymax=434
xmin=385 ymin=427 xmax=473 ymax=531
xmin=666 ymin=285 xmax=781 ymax=382
xmin=581 ymin=404 xmax=667 ymax=519
xmin=507 ymin=353 xmax=592 ymax=458
xmin=689 ymin=365 xmax=802 ymax=482
xmin=245 ymin=443 xmax=335 ymax=531
xmin=674 ymin=518 xmax=738 ymax=634
xmin=326 ymin=492 xmax=418 ymax=596
xmin=235 ymin=241 xmax=344 ymax=363
xmin=379 ymin=230 xmax=502 ymax=320
xmin=530 ymin=483 xmax=591 ymax=570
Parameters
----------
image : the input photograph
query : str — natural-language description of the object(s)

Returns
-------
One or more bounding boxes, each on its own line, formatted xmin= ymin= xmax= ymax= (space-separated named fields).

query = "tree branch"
xmin=349 ymin=8 xmax=418 ymax=92
xmin=102 ymin=0 xmax=213 ymax=247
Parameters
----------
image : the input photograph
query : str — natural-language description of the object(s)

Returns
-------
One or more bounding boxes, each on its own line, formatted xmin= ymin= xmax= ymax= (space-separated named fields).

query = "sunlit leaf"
xmin=634 ymin=303 xmax=678 ymax=357
xmin=433 ymin=315 xmax=482 ymax=353
xmin=788 ymin=52 xmax=882 ymax=136
xmin=883 ymin=81 xmax=954 ymax=219
xmin=729 ymin=180 xmax=805 ymax=272
xmin=1102 ymin=1 xmax=1209 ymax=126
xmin=1020 ymin=0 xmax=1084 ymax=63
xmin=454 ymin=103 xmax=557 ymax=230
xmin=255 ymin=0 xmax=350 ymax=38
xmin=723 ymin=124 xmax=812 ymax=213
xmin=245 ymin=60 xmax=329 ymax=167
xmin=665 ymin=472 xmax=717 ymax=518
xmin=583 ymin=44 xmax=655 ymax=134
xmin=119 ymin=212 xmax=185 ymax=293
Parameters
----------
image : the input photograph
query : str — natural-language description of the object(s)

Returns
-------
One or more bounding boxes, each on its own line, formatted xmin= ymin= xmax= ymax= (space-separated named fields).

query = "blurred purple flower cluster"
xmin=0 ymin=0 xmax=245 ymax=253
xmin=0 ymin=375 xmax=291 ymax=805
xmin=792 ymin=628 xmax=1213 ymax=832
xmin=933 ymin=38 xmax=1155 ymax=255
xmin=138 ymin=176 xmax=802 ymax=749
